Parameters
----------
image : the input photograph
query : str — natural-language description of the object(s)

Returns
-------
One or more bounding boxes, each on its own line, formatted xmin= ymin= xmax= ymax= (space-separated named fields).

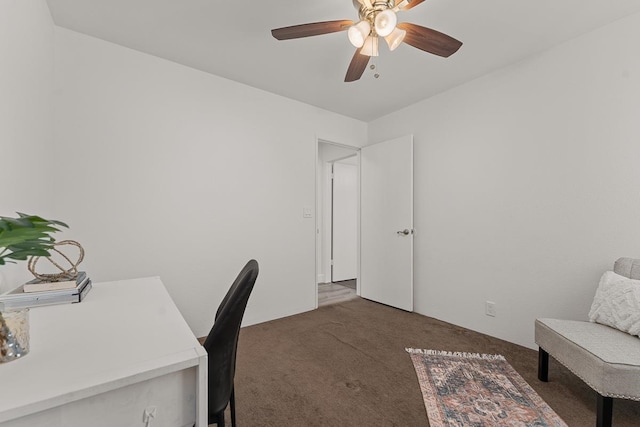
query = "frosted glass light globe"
xmin=360 ymin=36 xmax=379 ymax=57
xmin=385 ymin=27 xmax=406 ymax=51
xmin=348 ymin=20 xmax=371 ymax=48
xmin=374 ymin=10 xmax=397 ymax=37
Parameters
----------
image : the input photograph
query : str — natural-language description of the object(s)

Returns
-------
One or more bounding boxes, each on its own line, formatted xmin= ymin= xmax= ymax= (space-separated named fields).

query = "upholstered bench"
xmin=535 ymin=258 xmax=640 ymax=427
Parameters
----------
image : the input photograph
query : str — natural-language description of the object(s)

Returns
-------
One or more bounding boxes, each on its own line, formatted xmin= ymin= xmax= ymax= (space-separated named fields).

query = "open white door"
xmin=332 ymin=161 xmax=358 ymax=282
xmin=360 ymin=135 xmax=413 ymax=311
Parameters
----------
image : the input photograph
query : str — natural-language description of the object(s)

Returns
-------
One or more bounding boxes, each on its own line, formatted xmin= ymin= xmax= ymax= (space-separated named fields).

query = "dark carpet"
xmin=227 ymin=297 xmax=640 ymax=426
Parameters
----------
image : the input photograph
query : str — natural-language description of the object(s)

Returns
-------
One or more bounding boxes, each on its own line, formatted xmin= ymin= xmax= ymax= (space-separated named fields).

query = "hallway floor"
xmin=318 ymin=281 xmax=357 ymax=307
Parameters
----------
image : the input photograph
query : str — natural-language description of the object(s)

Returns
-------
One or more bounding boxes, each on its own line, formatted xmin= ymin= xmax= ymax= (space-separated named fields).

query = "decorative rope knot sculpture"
xmin=27 ymin=240 xmax=85 ymax=282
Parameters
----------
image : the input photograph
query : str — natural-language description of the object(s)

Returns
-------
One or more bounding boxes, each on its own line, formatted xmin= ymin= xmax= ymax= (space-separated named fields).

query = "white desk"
xmin=0 ymin=277 xmax=207 ymax=427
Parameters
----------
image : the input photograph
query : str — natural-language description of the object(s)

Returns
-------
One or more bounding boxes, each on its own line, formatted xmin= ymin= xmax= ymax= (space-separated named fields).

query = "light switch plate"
xmin=303 ymin=207 xmax=312 ymax=218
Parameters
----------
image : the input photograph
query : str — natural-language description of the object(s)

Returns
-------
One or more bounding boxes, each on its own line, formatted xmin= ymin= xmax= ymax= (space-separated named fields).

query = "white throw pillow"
xmin=589 ymin=271 xmax=640 ymax=337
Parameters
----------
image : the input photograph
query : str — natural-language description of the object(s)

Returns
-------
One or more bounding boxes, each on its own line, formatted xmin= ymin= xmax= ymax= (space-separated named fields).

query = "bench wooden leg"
xmin=538 ymin=347 xmax=549 ymax=382
xmin=596 ymin=394 xmax=612 ymax=427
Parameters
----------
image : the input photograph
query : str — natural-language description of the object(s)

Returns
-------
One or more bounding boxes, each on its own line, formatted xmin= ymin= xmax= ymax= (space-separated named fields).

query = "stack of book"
xmin=0 ymin=271 xmax=92 ymax=311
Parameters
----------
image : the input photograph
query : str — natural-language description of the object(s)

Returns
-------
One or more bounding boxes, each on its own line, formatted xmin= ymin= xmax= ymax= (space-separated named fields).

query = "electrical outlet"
xmin=485 ymin=301 xmax=496 ymax=317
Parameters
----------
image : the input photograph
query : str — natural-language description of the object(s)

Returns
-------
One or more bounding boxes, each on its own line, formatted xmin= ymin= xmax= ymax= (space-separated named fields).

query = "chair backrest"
xmin=214 ymin=259 xmax=259 ymax=321
xmin=203 ymin=259 xmax=259 ymax=418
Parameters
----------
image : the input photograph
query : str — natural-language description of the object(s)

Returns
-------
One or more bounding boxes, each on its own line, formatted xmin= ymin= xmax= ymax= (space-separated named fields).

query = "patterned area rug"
xmin=406 ymin=349 xmax=567 ymax=427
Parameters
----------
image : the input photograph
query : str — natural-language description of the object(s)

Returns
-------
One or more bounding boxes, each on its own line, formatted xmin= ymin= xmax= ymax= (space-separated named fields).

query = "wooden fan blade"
xmin=344 ymin=48 xmax=370 ymax=82
xmin=400 ymin=0 xmax=425 ymax=10
xmin=397 ymin=22 xmax=462 ymax=57
xmin=271 ymin=20 xmax=354 ymax=40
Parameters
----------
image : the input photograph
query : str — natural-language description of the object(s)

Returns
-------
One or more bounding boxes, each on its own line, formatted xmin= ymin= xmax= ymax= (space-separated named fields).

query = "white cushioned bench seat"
xmin=535 ymin=257 xmax=640 ymax=427
xmin=535 ymin=318 xmax=640 ymax=400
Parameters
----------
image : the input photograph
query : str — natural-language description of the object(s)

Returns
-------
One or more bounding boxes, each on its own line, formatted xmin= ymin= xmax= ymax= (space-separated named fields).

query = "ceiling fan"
xmin=271 ymin=0 xmax=462 ymax=82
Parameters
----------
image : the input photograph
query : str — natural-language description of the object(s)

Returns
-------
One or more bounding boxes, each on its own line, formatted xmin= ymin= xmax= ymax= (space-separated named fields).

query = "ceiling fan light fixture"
xmin=392 ymin=0 xmax=410 ymax=11
xmin=374 ymin=9 xmax=397 ymax=37
xmin=360 ymin=36 xmax=379 ymax=57
xmin=385 ymin=27 xmax=406 ymax=51
xmin=270 ymin=0 xmax=461 ymax=83
xmin=348 ymin=20 xmax=371 ymax=48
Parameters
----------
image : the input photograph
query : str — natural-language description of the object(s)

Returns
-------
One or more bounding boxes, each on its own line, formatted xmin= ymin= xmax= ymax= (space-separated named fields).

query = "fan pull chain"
xmin=369 ymin=35 xmax=380 ymax=79
xmin=370 ymin=63 xmax=380 ymax=79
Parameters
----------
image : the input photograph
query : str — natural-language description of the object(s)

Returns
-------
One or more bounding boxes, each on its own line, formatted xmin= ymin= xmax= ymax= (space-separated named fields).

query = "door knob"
xmin=397 ymin=229 xmax=411 ymax=236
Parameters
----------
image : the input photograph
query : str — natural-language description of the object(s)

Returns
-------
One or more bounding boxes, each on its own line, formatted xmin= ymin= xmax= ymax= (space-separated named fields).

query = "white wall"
xmin=4 ymin=1 xmax=638 ymax=350
xmin=52 ymin=28 xmax=367 ymax=337
xmin=0 ymin=0 xmax=56 ymax=291
xmin=368 ymin=12 xmax=640 ymax=348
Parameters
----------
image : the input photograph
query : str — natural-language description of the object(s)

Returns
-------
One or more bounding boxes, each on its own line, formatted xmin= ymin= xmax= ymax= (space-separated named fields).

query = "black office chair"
xmin=203 ymin=259 xmax=259 ymax=427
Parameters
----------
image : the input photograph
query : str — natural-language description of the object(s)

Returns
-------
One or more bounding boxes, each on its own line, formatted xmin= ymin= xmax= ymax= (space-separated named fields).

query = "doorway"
xmin=316 ymin=140 xmax=360 ymax=307
xmin=316 ymin=135 xmax=414 ymax=311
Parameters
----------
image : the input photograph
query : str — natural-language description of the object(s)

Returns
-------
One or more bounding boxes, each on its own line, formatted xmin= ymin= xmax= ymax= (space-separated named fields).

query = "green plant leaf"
xmin=6 ymin=248 xmax=51 ymax=260
xmin=0 ymin=213 xmax=69 ymax=267
xmin=0 ymin=232 xmax=52 ymax=246
xmin=16 ymin=212 xmax=68 ymax=228
xmin=7 ymin=241 xmax=55 ymax=250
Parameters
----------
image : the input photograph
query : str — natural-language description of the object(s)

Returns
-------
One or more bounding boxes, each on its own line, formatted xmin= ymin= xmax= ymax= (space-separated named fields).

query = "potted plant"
xmin=0 ymin=213 xmax=68 ymax=363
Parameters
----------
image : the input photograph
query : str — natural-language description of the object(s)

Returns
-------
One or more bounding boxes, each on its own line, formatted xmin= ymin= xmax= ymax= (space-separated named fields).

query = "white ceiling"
xmin=46 ymin=0 xmax=640 ymax=122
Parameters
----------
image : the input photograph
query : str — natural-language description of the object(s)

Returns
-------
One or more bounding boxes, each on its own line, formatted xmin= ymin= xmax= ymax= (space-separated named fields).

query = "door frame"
xmin=315 ymin=138 xmax=361 ymax=309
